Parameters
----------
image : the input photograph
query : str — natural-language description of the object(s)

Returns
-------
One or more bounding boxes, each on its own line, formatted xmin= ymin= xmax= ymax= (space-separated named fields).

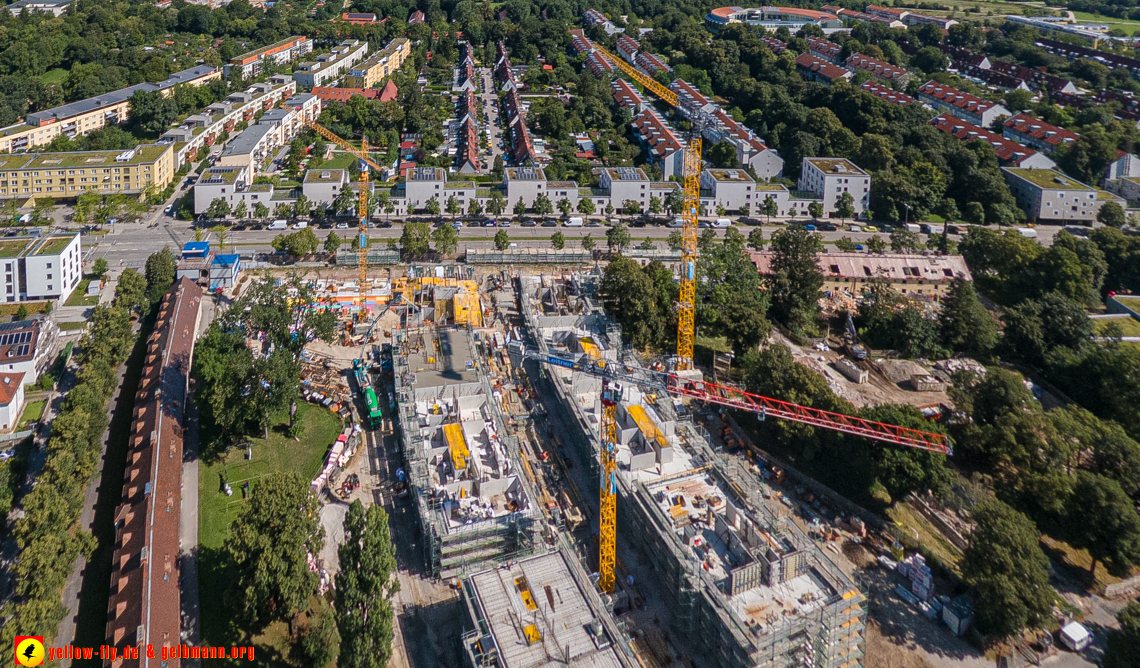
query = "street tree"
xmin=487 ymin=193 xmax=505 ymax=216
xmin=1098 ymin=201 xmax=1126 ymax=228
xmin=605 ymin=201 xmax=615 ymax=217
xmin=225 ymin=471 xmax=324 ymax=627
xmin=31 ymin=197 xmax=55 ymax=223
xmin=334 ymin=186 xmax=355 ymax=215
xmin=581 ymin=234 xmax=595 ymax=252
xmin=376 ymin=191 xmax=391 ymax=221
xmin=513 ymin=197 xmax=527 ymax=218
xmin=206 ymin=198 xmax=230 ymax=220
xmin=766 ymin=227 xmax=824 ymax=333
xmin=114 ymin=268 xmax=147 ymax=313
xmin=300 ymin=599 xmax=340 ymax=668
xmin=254 ymin=202 xmax=269 ymax=219
xmin=467 ymin=199 xmax=483 ymax=218
xmin=144 ymin=248 xmax=176 ymax=304
xmin=606 ymin=222 xmax=631 ymax=253
xmin=551 ymin=232 xmax=565 ymax=250
xmin=639 ymin=239 xmax=655 ymax=251
xmin=446 ymin=195 xmax=461 ymax=221
xmin=715 ymin=204 xmax=726 ymax=217
xmin=74 ymin=190 xmax=102 ymax=225
xmin=423 ymin=196 xmax=440 ymax=220
xmin=432 ymin=224 xmax=459 ymax=255
xmin=807 ymin=201 xmax=823 ymax=219
xmin=494 ymin=229 xmax=510 ymax=250
xmin=534 ymin=194 xmax=554 ymax=217
xmin=92 ymin=258 xmax=109 ymax=279
xmin=866 ymin=235 xmax=887 ymax=254
xmin=292 ymin=194 xmax=312 ymax=220
xmin=557 ymin=198 xmax=572 ymax=216
xmin=623 ymin=200 xmax=641 ymax=222
xmin=275 ymin=203 xmax=292 ymax=218
xmin=401 ymin=222 xmax=431 ymax=257
xmin=666 ymin=230 xmax=683 ymax=251
xmin=324 ymin=232 xmax=342 ymax=255
xmin=960 ymin=499 xmax=1053 ymax=638
xmin=762 ymin=196 xmax=778 ymax=224
xmin=835 ymin=236 xmax=858 ymax=252
xmin=889 ymin=229 xmax=923 ymax=254
xmin=335 ymin=501 xmax=399 ymax=668
xmin=213 ymin=226 xmax=228 ymax=252
xmin=234 ymin=200 xmax=248 ymax=219
xmin=747 ymin=228 xmax=765 ymax=251
xmin=577 ymin=198 xmax=595 ymax=217
xmin=649 ymin=196 xmax=663 ymax=220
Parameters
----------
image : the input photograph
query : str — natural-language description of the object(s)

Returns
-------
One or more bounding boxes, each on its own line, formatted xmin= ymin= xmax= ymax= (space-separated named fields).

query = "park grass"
xmin=0 ymin=301 xmax=47 ymax=317
xmin=197 ymin=403 xmax=342 ymax=667
xmin=18 ymin=400 xmax=45 ymax=430
xmin=1094 ymin=317 xmax=1140 ymax=338
xmin=65 ymin=278 xmax=100 ymax=306
xmin=57 ymin=321 xmax=87 ymax=331
xmin=1072 ymin=11 xmax=1140 ymax=33
xmin=319 ymin=153 xmax=358 ymax=170
xmin=1040 ymin=534 xmax=1134 ymax=592
xmin=198 ymin=402 xmax=342 ymax=549
xmin=40 ymin=68 xmax=68 ymax=85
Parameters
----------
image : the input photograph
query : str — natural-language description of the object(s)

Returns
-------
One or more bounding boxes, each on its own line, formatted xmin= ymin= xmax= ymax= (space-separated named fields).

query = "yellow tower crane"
xmin=568 ymin=44 xmax=703 ymax=595
xmin=592 ymin=44 xmax=700 ymax=369
xmin=302 ymin=118 xmax=387 ymax=297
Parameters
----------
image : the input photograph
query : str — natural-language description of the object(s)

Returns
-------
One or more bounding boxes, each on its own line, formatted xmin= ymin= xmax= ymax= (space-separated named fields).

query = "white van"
xmin=713 ymin=218 xmax=732 ymax=228
xmin=268 ymin=219 xmax=288 ymax=230
xmin=1016 ymin=227 xmax=1038 ymax=239
xmin=904 ymin=223 xmax=921 ymax=233
xmin=292 ymin=220 xmax=308 ymax=229
xmin=668 ymin=218 xmax=685 ymax=228
xmin=564 ymin=217 xmax=583 ymax=227
xmin=849 ymin=225 xmax=862 ymax=232
xmin=18 ymin=214 xmax=32 ymax=224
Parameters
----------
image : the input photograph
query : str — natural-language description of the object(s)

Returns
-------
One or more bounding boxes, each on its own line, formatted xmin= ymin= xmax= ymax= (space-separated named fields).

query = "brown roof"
xmin=0 ymin=319 xmax=41 ymax=364
xmin=105 ymin=277 xmax=203 ymax=666
xmin=0 ymin=372 xmax=23 ymax=405
xmin=749 ymin=251 xmax=972 ymax=282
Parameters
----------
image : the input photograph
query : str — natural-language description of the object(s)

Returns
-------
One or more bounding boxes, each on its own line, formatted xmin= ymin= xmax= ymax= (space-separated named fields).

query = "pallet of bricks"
xmin=301 ymin=358 xmax=353 ymax=418
xmin=897 ymin=553 xmax=939 ymax=619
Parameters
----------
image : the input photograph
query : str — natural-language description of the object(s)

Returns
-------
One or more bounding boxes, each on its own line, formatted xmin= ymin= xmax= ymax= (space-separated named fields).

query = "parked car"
xmin=522 ymin=220 xmax=537 ymax=227
xmin=803 ymin=224 xmax=816 ymax=231
xmin=818 ymin=223 xmax=837 ymax=231
xmin=482 ymin=219 xmax=498 ymax=227
xmin=541 ymin=220 xmax=559 ymax=227
xmin=231 ymin=224 xmax=247 ymax=232
xmin=336 ymin=222 xmax=349 ymax=229
xmin=586 ymin=221 xmax=601 ymax=227
xmin=498 ymin=220 xmax=511 ymax=227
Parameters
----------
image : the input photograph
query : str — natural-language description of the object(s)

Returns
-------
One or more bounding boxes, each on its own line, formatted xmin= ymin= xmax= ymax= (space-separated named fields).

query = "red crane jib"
xmin=665 ymin=376 xmax=952 ymax=454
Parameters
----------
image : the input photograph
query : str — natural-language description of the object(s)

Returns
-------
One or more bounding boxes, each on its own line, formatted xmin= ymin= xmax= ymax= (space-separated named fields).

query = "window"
xmin=46 ymin=274 xmax=51 ymax=280
xmin=830 ymin=264 xmax=840 ymax=273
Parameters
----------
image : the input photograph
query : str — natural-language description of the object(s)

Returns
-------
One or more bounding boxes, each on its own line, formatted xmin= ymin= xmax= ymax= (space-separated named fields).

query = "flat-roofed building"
xmin=344 ymin=38 xmax=412 ymax=89
xmin=0 ymin=234 xmax=81 ymax=304
xmin=600 ymin=167 xmax=653 ymax=211
xmin=0 ymin=65 xmax=219 ymax=154
xmin=1003 ymin=167 xmax=1125 ymax=224
xmin=460 ymin=550 xmax=637 ymax=668
xmin=701 ymin=168 xmax=758 ymax=213
xmin=303 ymin=169 xmax=350 ymax=206
xmin=504 ymin=166 xmax=547 ymax=208
xmin=5 ymin=0 xmax=73 ymax=15
xmin=405 ymin=167 xmax=447 ymax=211
xmin=225 ymin=36 xmax=312 ymax=79
xmin=705 ymin=6 xmax=843 ymax=31
xmin=798 ymin=157 xmax=870 ymax=215
xmin=293 ymin=40 xmax=369 ymax=89
xmin=0 ymin=144 xmax=175 ymax=200
xmin=750 ymin=251 xmax=972 ymax=298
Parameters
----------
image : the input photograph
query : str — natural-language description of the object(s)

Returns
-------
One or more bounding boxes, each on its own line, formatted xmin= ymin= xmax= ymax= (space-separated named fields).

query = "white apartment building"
xmin=797 ymin=157 xmax=870 ymax=216
xmin=504 ymin=166 xmax=549 ymax=210
xmin=700 ymin=169 xmax=758 ymax=213
xmin=293 ymin=40 xmax=369 ymax=89
xmin=1003 ymin=168 xmax=1125 ymax=224
xmin=194 ymin=166 xmax=274 ymax=215
xmin=0 ymin=234 xmax=81 ymax=304
xmin=303 ymin=169 xmax=350 ymax=205
xmin=225 ymin=36 xmax=313 ymax=80
xmin=0 ymin=318 xmax=57 ymax=390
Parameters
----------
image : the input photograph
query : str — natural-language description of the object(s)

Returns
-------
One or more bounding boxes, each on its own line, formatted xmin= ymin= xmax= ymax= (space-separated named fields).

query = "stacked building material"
xmin=897 ymin=553 xmax=934 ymax=601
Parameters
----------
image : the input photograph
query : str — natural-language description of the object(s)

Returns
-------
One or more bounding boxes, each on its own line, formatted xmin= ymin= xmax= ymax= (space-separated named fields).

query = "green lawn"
xmin=1095 ymin=317 xmax=1140 ymax=338
xmin=40 ymin=68 xmax=68 ymax=85
xmin=1072 ymin=11 xmax=1140 ymax=34
xmin=198 ymin=403 xmax=343 ymax=667
xmin=18 ymin=400 xmax=45 ymax=430
xmin=198 ymin=402 xmax=342 ymax=550
xmin=318 ymin=153 xmax=358 ymax=170
xmin=57 ymin=321 xmax=87 ymax=331
xmin=66 ymin=278 xmax=100 ymax=306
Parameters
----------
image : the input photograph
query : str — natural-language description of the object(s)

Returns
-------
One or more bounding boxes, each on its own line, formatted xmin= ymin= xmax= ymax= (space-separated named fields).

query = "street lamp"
xmin=903 ymin=203 xmax=911 ymax=227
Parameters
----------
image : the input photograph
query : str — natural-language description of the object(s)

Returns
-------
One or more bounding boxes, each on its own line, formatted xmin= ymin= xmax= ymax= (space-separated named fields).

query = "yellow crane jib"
xmin=591 ymin=45 xmax=678 ymax=108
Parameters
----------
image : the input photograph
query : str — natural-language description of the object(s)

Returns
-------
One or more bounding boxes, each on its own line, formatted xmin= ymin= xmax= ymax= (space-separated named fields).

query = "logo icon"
xmin=14 ymin=637 xmax=44 ymax=667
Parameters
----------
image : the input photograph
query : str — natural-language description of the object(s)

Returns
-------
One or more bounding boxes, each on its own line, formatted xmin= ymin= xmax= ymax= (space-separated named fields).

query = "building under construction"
xmin=393 ymin=317 xmax=542 ymax=577
xmin=517 ymin=272 xmax=867 ymax=668
xmin=460 ymin=548 xmax=639 ymax=668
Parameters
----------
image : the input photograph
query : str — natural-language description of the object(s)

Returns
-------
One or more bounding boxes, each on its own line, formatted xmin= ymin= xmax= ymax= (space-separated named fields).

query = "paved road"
xmin=479 ymin=67 xmax=503 ymax=164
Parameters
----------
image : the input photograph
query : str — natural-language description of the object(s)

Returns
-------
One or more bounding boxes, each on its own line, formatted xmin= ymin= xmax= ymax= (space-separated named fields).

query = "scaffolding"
xmin=466 ymin=248 xmax=594 ymax=265
xmin=516 ymin=273 xmax=867 ymax=668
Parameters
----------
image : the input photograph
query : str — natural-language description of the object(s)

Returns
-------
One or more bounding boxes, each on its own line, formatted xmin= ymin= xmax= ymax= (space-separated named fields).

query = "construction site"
xmin=286 ymin=263 xmax=963 ymax=668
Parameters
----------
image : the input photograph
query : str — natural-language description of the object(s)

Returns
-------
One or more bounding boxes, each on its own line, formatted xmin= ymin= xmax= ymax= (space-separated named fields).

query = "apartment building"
xmin=930 ymin=114 xmax=1055 ymax=169
xmin=0 ymin=65 xmax=219 ymax=154
xmin=158 ymin=77 xmax=297 ymax=168
xmin=631 ymin=108 xmax=686 ymax=179
xmin=0 ymin=234 xmax=81 ymax=305
xmin=293 ymin=40 xmax=369 ymax=89
xmin=215 ymin=95 xmax=318 ymax=178
xmin=845 ymin=52 xmax=910 ymax=85
xmin=1003 ymin=167 xmax=1125 ymax=224
xmin=798 ymin=157 xmax=870 ymax=215
xmin=225 ymin=36 xmax=312 ymax=79
xmin=806 ymin=36 xmax=843 ymax=64
xmin=750 ymin=251 xmax=972 ymax=299
xmin=860 ymin=80 xmax=916 ymax=105
xmin=194 ymin=166 xmax=269 ymax=214
xmin=616 ymin=35 xmax=640 ymax=64
xmin=303 ymin=169 xmax=350 ymax=205
xmin=917 ymin=81 xmax=1010 ymax=127
xmin=1001 ymin=114 xmax=1079 ymax=155
xmin=344 ymin=38 xmax=412 ymax=89
xmin=826 ymin=6 xmax=907 ymax=29
xmin=0 ymin=318 xmax=58 ymax=390
xmin=903 ymin=13 xmax=958 ymax=29
xmin=795 ymin=53 xmax=853 ymax=85
xmin=5 ymin=0 xmax=73 ymax=16
xmin=0 ymin=144 xmax=174 ymax=201
xmin=700 ymin=169 xmax=757 ymax=212
xmin=865 ymin=5 xmax=910 ymax=21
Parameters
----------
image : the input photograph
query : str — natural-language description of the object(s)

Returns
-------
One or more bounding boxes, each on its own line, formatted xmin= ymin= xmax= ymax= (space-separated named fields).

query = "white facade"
xmin=194 ymin=166 xmax=277 ymax=215
xmin=600 ymin=168 xmax=652 ymax=212
xmin=405 ymin=167 xmax=448 ymax=211
xmin=797 ymin=158 xmax=870 ymax=215
xmin=0 ymin=235 xmax=83 ymax=303
xmin=504 ymin=167 xmax=548 ymax=209
xmin=701 ymin=169 xmax=757 ymax=213
xmin=225 ymin=36 xmax=313 ymax=80
xmin=0 ymin=372 xmax=25 ymax=431
xmin=293 ymin=40 xmax=369 ymax=89
xmin=303 ymin=169 xmax=350 ymax=206
xmin=1003 ymin=168 xmax=1126 ymax=223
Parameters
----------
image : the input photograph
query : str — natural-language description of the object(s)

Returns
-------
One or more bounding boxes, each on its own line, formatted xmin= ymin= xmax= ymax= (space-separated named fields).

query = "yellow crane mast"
xmin=591 ymin=44 xmax=700 ymax=368
xmin=302 ymin=119 xmax=387 ymax=296
xmin=578 ymin=44 xmax=705 ymax=592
